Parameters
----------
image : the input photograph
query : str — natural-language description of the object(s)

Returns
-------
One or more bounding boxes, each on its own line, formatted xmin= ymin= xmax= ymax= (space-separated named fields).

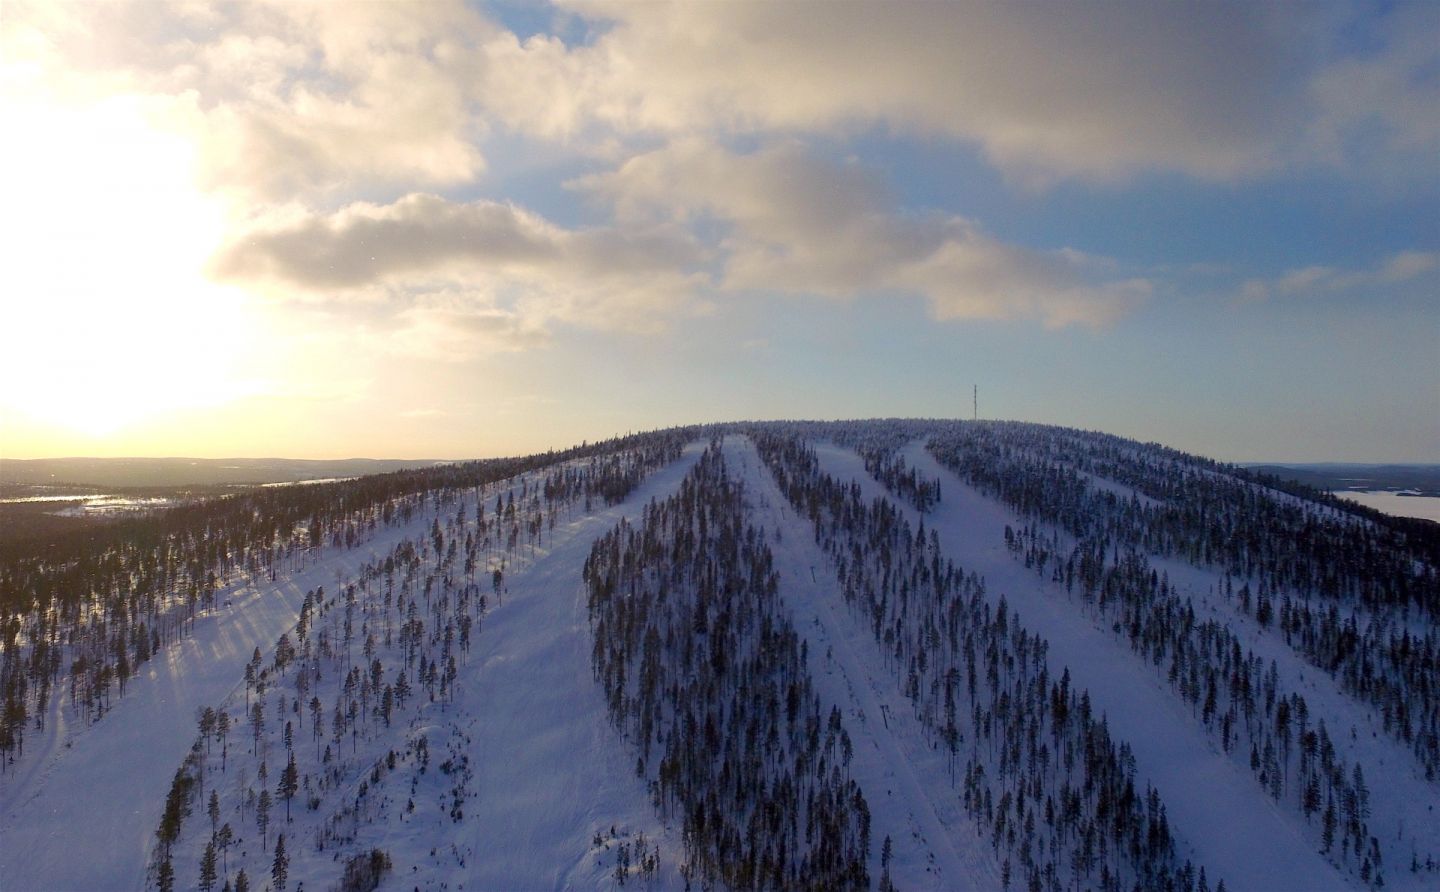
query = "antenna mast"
xmin=973 ymin=384 xmax=978 ymax=421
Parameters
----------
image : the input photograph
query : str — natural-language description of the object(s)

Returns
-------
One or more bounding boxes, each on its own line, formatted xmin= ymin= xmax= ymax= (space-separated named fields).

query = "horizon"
xmin=4 ymin=415 xmax=1440 ymax=467
xmin=1 ymin=1 xmax=1436 ymax=463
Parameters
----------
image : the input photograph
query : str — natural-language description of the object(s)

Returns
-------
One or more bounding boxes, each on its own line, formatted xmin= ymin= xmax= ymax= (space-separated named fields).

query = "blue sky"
xmin=1 ymin=0 xmax=1436 ymax=461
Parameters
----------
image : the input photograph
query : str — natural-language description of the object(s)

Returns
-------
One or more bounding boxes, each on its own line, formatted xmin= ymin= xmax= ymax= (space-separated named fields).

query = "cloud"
xmin=383 ymin=300 xmax=552 ymax=361
xmin=7 ymin=0 xmax=1433 ymax=203
xmin=1238 ymin=251 xmax=1439 ymax=302
xmin=211 ymin=193 xmax=710 ymax=351
xmin=485 ymin=1 xmax=1436 ymax=186
xmin=579 ymin=141 xmax=1150 ymax=328
xmin=2 ymin=0 xmax=496 ymax=200
xmin=1306 ymin=3 xmax=1440 ymax=177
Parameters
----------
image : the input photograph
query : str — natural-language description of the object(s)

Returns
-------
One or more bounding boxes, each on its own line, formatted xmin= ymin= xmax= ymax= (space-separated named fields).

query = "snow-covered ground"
xmin=4 ymin=428 xmax=1432 ymax=892
xmin=810 ymin=440 xmax=1353 ymax=891
xmin=0 ymin=522 xmax=431 ymax=889
xmin=447 ymin=442 xmax=705 ymax=890
xmin=1332 ymin=491 xmax=1440 ymax=523
xmin=0 ymin=446 xmax=705 ymax=892
xmin=724 ymin=437 xmax=1002 ymax=891
xmin=898 ymin=440 xmax=1440 ymax=890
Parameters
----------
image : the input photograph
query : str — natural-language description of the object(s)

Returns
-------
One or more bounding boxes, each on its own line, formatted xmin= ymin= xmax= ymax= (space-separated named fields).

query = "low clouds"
xmin=580 ymin=142 xmax=1151 ymax=328
xmin=217 ymin=145 xmax=1152 ymax=334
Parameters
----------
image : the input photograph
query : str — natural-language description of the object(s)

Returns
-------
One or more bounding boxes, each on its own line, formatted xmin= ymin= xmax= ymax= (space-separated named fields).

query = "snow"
xmin=809 ymin=439 xmax=1352 ymax=891
xmin=443 ymin=442 xmax=705 ymax=890
xmin=1332 ymin=491 xmax=1440 ymax=523
xmin=724 ymin=437 xmax=1002 ymax=891
xmin=0 ymin=538 xmax=409 ymax=889
xmin=0 ymin=445 xmax=705 ymax=892
xmin=4 ymin=426 xmax=1432 ymax=892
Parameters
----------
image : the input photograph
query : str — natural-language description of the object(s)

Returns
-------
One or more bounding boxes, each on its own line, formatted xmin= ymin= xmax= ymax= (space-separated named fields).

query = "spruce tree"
xmin=271 ymin=833 xmax=289 ymax=891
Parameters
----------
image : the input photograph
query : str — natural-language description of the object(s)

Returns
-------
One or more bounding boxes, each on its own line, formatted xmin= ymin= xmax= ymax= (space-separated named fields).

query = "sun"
xmin=0 ymin=94 xmax=258 ymax=441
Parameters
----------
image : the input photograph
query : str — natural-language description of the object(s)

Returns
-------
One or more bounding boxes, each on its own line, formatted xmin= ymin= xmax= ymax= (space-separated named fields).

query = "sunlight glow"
xmin=0 ymin=96 xmax=258 ymax=438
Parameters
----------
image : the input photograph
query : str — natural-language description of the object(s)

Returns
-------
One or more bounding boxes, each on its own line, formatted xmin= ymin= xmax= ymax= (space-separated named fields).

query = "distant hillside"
xmin=0 ymin=456 xmax=451 ymax=488
xmin=1247 ymin=462 xmax=1440 ymax=495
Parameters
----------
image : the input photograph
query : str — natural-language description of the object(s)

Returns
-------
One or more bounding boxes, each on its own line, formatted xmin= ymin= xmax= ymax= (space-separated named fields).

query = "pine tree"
xmin=199 ymin=840 xmax=218 ymax=892
xmin=279 ymin=754 xmax=299 ymax=822
xmin=272 ymin=833 xmax=289 ymax=891
xmin=257 ymin=790 xmax=272 ymax=851
xmin=234 ymin=868 xmax=250 ymax=892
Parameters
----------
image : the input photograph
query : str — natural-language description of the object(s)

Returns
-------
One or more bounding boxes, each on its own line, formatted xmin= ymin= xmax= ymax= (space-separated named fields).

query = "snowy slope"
xmin=147 ymin=445 xmax=705 ymax=892
xmin=812 ymin=440 xmax=1351 ymax=891
xmin=0 ymin=510 xmax=447 ymax=890
xmin=724 ymin=437 xmax=1002 ymax=891
xmin=0 ymin=446 xmax=704 ymax=892
xmin=449 ymin=442 xmax=705 ymax=891
xmin=4 ymin=423 xmax=1433 ymax=892
xmin=953 ymin=443 xmax=1440 ymax=890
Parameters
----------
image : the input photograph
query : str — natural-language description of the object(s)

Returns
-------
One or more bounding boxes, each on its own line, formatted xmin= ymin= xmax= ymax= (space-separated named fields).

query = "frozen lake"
xmin=1332 ymin=490 xmax=1440 ymax=523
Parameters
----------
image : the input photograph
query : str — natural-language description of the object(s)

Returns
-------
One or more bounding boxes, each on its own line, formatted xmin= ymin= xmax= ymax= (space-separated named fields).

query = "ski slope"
xmin=0 ymin=516 xmax=442 ymax=890
xmin=0 ymin=445 xmax=705 ymax=892
xmin=810 ymin=439 xmax=1350 ymax=892
xmin=725 ymin=437 xmax=1002 ymax=891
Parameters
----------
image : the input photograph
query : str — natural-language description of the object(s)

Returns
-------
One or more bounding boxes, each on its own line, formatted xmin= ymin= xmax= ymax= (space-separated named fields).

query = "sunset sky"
xmin=1 ymin=0 xmax=1436 ymax=462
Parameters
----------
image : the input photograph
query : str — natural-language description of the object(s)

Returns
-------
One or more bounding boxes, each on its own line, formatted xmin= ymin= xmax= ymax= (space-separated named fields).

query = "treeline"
xmin=585 ymin=443 xmax=871 ymax=890
xmin=754 ymin=431 xmax=1208 ymax=892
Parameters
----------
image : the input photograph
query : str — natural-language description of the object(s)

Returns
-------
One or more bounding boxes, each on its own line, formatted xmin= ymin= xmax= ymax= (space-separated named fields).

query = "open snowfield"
xmin=1332 ymin=491 xmax=1440 ymax=523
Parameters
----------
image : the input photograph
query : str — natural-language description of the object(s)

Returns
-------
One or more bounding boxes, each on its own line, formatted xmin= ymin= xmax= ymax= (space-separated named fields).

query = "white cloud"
xmin=11 ymin=0 xmax=1432 ymax=202
xmin=2 ymin=0 xmax=495 ymax=201
xmin=211 ymin=193 xmax=711 ymax=353
xmin=579 ymin=141 xmax=1150 ymax=328
xmin=1238 ymin=251 xmax=1439 ymax=302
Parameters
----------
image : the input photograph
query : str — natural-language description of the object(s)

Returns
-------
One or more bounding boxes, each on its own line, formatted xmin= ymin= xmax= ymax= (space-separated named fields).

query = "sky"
xmin=0 ymin=0 xmax=1436 ymax=463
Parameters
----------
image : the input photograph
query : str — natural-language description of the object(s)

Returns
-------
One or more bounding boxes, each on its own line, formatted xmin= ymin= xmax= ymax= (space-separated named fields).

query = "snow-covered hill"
xmin=1 ymin=421 xmax=1434 ymax=891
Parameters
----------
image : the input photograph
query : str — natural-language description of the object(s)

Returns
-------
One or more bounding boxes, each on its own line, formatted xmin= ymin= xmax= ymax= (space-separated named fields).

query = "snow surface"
xmin=724 ymin=437 xmax=1002 ymax=891
xmin=5 ymin=430 xmax=1433 ymax=892
xmin=0 ymin=535 xmax=409 ymax=889
xmin=813 ymin=440 xmax=1353 ymax=891
xmin=0 ymin=446 xmax=705 ymax=892
xmin=911 ymin=438 xmax=1440 ymax=889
